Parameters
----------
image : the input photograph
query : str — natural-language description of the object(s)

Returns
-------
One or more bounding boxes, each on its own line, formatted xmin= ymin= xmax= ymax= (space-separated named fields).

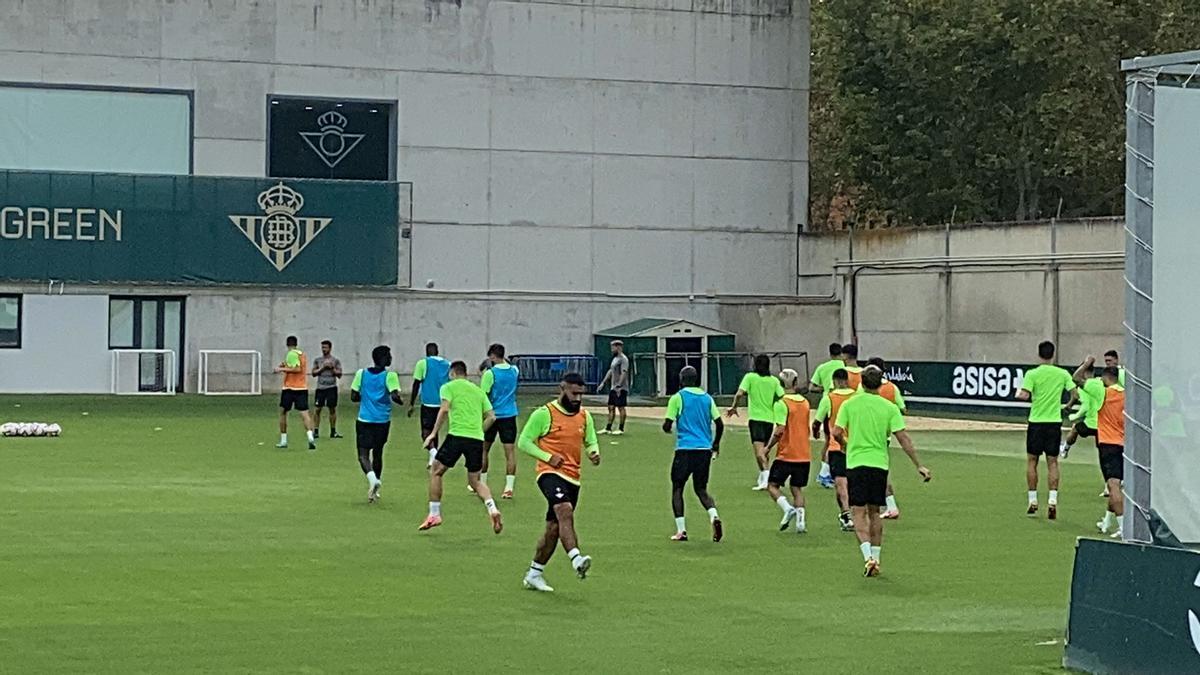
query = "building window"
xmin=0 ymin=295 xmax=20 ymax=348
xmin=267 ymin=97 xmax=396 ymax=181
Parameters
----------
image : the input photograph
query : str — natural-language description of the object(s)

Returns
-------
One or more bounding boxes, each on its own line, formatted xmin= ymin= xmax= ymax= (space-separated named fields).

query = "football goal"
xmin=110 ymin=349 xmax=178 ymax=395
xmin=198 ymin=350 xmax=263 ymax=396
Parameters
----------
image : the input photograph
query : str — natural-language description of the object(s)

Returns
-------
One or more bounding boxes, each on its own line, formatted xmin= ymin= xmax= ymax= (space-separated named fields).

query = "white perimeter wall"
xmin=0 ymin=295 xmax=111 ymax=394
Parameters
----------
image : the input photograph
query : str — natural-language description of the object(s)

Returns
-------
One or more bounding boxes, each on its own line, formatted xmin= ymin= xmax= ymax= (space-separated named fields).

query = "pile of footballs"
xmin=0 ymin=422 xmax=63 ymax=437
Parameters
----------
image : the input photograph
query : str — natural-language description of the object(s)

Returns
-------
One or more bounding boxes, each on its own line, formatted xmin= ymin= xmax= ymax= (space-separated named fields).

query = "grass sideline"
xmin=0 ymin=394 xmax=1108 ymax=673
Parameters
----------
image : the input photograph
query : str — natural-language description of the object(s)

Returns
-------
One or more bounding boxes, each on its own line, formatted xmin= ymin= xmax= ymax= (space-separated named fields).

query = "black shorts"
xmin=1026 ymin=422 xmax=1062 ymax=457
xmin=828 ymin=451 xmax=847 ymax=478
xmin=485 ymin=416 xmax=518 ymax=445
xmin=749 ymin=420 xmax=774 ymax=445
xmin=671 ymin=450 xmax=713 ymax=489
xmin=538 ymin=473 xmax=580 ymax=522
xmin=1073 ymin=421 xmax=1096 ymax=438
xmin=608 ymin=390 xmax=628 ymax=408
xmin=436 ymin=434 xmax=484 ymax=473
xmin=769 ymin=460 xmax=810 ymax=488
xmin=1098 ymin=445 xmax=1124 ymax=481
xmin=847 ymin=466 xmax=888 ymax=507
xmin=356 ymin=420 xmax=390 ymax=452
xmin=314 ymin=387 xmax=338 ymax=409
xmin=420 ymin=406 xmax=440 ymax=437
xmin=280 ymin=389 xmax=309 ymax=412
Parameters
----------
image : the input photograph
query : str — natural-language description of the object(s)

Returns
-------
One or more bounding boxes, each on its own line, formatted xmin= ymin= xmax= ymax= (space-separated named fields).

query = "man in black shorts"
xmin=310 ymin=340 xmax=344 ymax=439
xmin=274 ymin=335 xmax=316 ymax=450
xmin=1092 ymin=366 xmax=1126 ymax=538
xmin=598 ymin=340 xmax=631 ymax=435
xmin=662 ymin=366 xmax=725 ymax=542
xmin=349 ymin=345 xmax=404 ymax=504
xmin=1016 ymin=341 xmax=1077 ymax=519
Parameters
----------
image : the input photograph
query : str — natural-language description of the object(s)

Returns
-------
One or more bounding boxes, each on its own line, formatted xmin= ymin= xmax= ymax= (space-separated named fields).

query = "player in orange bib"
xmin=273 ymin=335 xmax=316 ymax=450
xmin=518 ymin=372 xmax=601 ymax=592
xmin=1093 ymin=366 xmax=1125 ymax=537
xmin=765 ymin=369 xmax=814 ymax=533
xmin=814 ymin=368 xmax=856 ymax=531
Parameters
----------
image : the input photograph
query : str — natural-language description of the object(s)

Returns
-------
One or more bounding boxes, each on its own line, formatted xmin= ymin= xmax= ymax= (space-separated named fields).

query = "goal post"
xmin=110 ymin=349 xmax=177 ymax=395
xmin=198 ymin=350 xmax=262 ymax=396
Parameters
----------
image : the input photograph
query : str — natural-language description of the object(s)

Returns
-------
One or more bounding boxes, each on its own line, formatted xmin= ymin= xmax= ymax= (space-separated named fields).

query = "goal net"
xmin=198 ymin=350 xmax=262 ymax=395
xmin=110 ymin=349 xmax=178 ymax=395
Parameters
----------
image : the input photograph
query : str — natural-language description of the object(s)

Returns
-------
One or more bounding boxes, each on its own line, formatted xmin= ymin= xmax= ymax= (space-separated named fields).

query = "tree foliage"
xmin=809 ymin=0 xmax=1200 ymax=229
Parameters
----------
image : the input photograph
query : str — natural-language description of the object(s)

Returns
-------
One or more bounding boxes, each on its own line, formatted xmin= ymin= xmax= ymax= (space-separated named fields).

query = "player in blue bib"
xmin=662 ymin=366 xmax=725 ymax=542
xmin=480 ymin=343 xmax=521 ymax=499
xmin=409 ymin=342 xmax=452 ymax=466
xmin=351 ymin=345 xmax=404 ymax=504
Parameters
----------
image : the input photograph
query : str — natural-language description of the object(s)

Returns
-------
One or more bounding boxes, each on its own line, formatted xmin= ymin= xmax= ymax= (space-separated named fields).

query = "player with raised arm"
xmin=597 ymin=340 xmax=631 ymax=435
xmin=1016 ymin=341 xmax=1077 ymax=519
xmin=727 ymin=354 xmax=786 ymax=490
xmin=1063 ymin=355 xmax=1102 ymax=459
xmin=814 ymin=368 xmax=857 ymax=531
xmin=274 ymin=335 xmax=316 ymax=450
xmin=833 ymin=367 xmax=931 ymax=577
xmin=349 ymin=345 xmax=404 ymax=503
xmin=662 ymin=366 xmax=725 ymax=542
xmin=310 ymin=339 xmax=344 ymax=439
xmin=480 ymin=343 xmax=520 ymax=499
xmin=419 ymin=361 xmax=502 ymax=534
xmin=765 ymin=369 xmax=814 ymax=533
xmin=809 ymin=342 xmax=843 ymax=488
xmin=409 ymin=342 xmax=451 ymax=467
xmin=520 ymin=373 xmax=601 ymax=592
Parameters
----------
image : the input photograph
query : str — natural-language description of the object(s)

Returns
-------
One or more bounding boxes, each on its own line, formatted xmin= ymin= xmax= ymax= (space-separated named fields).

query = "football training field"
xmin=0 ymin=395 xmax=1096 ymax=673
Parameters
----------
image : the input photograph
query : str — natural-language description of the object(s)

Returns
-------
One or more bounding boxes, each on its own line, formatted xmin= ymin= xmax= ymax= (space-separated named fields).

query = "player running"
xmin=814 ymin=368 xmax=857 ymax=530
xmin=662 ymin=366 xmax=725 ymax=542
xmin=809 ymin=342 xmax=843 ymax=488
xmin=833 ymin=367 xmax=931 ymax=577
xmin=765 ymin=369 xmax=813 ymax=533
xmin=1091 ymin=366 xmax=1125 ymax=537
xmin=597 ymin=340 xmax=631 ymax=435
xmin=1063 ymin=355 xmax=1103 ymax=458
xmin=840 ymin=343 xmax=865 ymax=389
xmin=479 ymin=343 xmax=520 ymax=499
xmin=520 ymin=372 xmax=601 ymax=592
xmin=409 ymin=342 xmax=451 ymax=467
xmin=1016 ymin=341 xmax=1076 ymax=519
xmin=349 ymin=345 xmax=404 ymax=503
xmin=419 ymin=361 xmax=503 ymax=534
xmin=310 ymin=339 xmax=344 ymax=439
xmin=863 ymin=357 xmax=906 ymax=519
xmin=274 ymin=335 xmax=316 ymax=450
xmin=727 ymin=354 xmax=786 ymax=490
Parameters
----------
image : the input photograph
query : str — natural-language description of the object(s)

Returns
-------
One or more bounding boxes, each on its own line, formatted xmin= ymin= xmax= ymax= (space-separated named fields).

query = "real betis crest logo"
xmin=229 ymin=183 xmax=332 ymax=272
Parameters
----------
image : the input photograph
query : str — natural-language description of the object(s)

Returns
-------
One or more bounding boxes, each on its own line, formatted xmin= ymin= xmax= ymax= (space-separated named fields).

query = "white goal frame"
xmin=198 ymin=350 xmax=263 ymax=396
xmin=110 ymin=349 xmax=178 ymax=396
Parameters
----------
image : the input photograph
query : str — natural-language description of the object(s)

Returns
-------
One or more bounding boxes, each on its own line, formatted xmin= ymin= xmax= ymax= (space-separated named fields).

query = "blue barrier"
xmin=510 ymin=354 xmax=602 ymax=388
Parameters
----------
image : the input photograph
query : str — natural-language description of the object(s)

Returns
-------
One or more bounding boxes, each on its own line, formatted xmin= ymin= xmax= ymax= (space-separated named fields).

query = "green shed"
xmin=594 ymin=318 xmax=737 ymax=397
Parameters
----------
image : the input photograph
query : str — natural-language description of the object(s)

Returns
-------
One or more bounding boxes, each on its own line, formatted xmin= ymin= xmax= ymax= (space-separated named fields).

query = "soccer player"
xmin=727 ymin=354 xmax=786 ymax=490
xmin=273 ymin=335 xmax=316 ymax=450
xmin=597 ymin=340 xmax=631 ymax=435
xmin=520 ymin=372 xmax=601 ymax=592
xmin=840 ymin=343 xmax=865 ymax=390
xmin=349 ymin=345 xmax=404 ymax=503
xmin=419 ymin=361 xmax=502 ymax=534
xmin=809 ymin=342 xmax=843 ymax=488
xmin=1104 ymin=349 xmax=1126 ymax=387
xmin=833 ymin=367 xmax=931 ymax=577
xmin=1063 ymin=355 xmax=1102 ymax=458
xmin=862 ymin=358 xmax=906 ymax=519
xmin=409 ymin=342 xmax=451 ymax=466
xmin=814 ymin=368 xmax=857 ymax=530
xmin=310 ymin=339 xmax=343 ymax=439
xmin=765 ymin=369 xmax=813 ymax=533
xmin=480 ymin=343 xmax=520 ymax=499
xmin=1092 ymin=366 xmax=1125 ymax=537
xmin=1016 ymin=340 xmax=1077 ymax=519
xmin=662 ymin=366 xmax=724 ymax=542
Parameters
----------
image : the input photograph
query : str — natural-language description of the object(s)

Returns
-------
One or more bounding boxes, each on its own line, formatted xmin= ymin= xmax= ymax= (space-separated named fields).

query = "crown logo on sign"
xmin=257 ymin=182 xmax=304 ymax=216
xmin=317 ymin=111 xmax=348 ymax=133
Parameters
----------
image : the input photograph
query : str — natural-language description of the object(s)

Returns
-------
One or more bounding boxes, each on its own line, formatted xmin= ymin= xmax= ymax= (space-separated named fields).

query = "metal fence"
xmin=509 ymin=354 xmax=603 ymax=388
xmin=631 ymin=351 xmax=810 ymax=397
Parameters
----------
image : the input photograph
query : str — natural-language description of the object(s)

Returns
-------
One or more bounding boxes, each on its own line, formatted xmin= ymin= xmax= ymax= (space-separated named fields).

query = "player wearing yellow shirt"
xmin=726 ymin=354 xmax=785 ymax=490
xmin=1016 ymin=341 xmax=1077 ymax=520
xmin=809 ymin=342 xmax=843 ymax=488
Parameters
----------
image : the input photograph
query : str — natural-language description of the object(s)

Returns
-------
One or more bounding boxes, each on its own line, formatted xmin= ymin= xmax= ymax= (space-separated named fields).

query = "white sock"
xmin=366 ymin=470 xmax=378 ymax=486
xmin=795 ymin=506 xmax=806 ymax=524
xmin=1049 ymin=490 xmax=1058 ymax=505
xmin=776 ymin=496 xmax=792 ymax=513
xmin=505 ymin=475 xmax=516 ymax=491
xmin=1115 ymin=513 xmax=1124 ymax=531
xmin=427 ymin=448 xmax=437 ymax=464
xmin=484 ymin=498 xmax=498 ymax=514
xmin=860 ymin=541 xmax=873 ymax=561
xmin=758 ymin=470 xmax=768 ymax=485
xmin=1028 ymin=490 xmax=1038 ymax=504
xmin=429 ymin=501 xmax=441 ymax=517
xmin=279 ymin=433 xmax=287 ymax=445
xmin=567 ymin=547 xmax=581 ymax=561
xmin=819 ymin=461 xmax=831 ymax=477
xmin=480 ymin=472 xmax=489 ymax=485
xmin=674 ymin=516 xmax=686 ymax=533
xmin=885 ymin=495 xmax=898 ymax=512
xmin=528 ymin=561 xmax=545 ymax=577
xmin=1102 ymin=511 xmax=1115 ymax=529
xmin=707 ymin=507 xmax=719 ymax=522
xmin=306 ymin=429 xmax=315 ymax=442
xmin=871 ymin=545 xmax=881 ymax=561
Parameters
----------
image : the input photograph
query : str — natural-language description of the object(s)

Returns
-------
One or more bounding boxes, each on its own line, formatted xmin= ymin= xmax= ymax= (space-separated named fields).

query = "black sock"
xmin=619 ymin=422 xmax=625 ymax=431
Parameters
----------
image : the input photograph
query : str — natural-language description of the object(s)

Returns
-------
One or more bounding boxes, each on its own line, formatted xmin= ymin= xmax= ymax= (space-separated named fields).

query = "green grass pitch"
xmin=0 ymin=395 xmax=1105 ymax=673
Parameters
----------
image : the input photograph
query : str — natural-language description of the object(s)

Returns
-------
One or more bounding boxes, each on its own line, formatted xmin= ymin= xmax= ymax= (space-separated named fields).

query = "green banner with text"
xmin=0 ymin=170 xmax=400 ymax=286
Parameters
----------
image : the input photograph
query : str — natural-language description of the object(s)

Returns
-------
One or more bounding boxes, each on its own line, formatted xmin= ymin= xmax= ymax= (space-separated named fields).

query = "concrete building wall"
xmin=0 ymin=295 xmax=111 ymax=394
xmin=0 ymin=0 xmax=811 ymax=296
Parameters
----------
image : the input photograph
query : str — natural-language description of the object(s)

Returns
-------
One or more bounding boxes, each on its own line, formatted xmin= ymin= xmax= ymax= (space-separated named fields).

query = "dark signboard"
xmin=880 ymin=361 xmax=1076 ymax=408
xmin=268 ymin=97 xmax=394 ymax=181
xmin=0 ymin=170 xmax=399 ymax=286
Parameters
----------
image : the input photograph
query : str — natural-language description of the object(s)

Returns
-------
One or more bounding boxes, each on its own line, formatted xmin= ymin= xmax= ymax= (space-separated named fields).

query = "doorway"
xmin=109 ymin=296 xmax=185 ymax=392
xmin=663 ymin=337 xmax=703 ymax=395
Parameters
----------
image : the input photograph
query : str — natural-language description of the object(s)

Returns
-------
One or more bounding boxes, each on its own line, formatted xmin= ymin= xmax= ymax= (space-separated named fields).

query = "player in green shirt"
xmin=833 ymin=367 xmax=931 ymax=578
xmin=726 ymin=354 xmax=786 ymax=490
xmin=1062 ymin=355 xmax=1104 ymax=458
xmin=1015 ymin=341 xmax=1077 ymax=520
xmin=808 ymin=343 xmax=843 ymax=489
xmin=419 ymin=360 xmax=502 ymax=534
